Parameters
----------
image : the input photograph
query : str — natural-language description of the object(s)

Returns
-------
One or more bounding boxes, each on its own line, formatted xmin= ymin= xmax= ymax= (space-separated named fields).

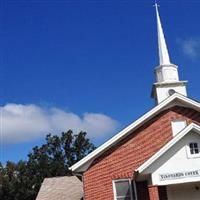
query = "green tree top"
xmin=0 ymin=130 xmax=95 ymax=200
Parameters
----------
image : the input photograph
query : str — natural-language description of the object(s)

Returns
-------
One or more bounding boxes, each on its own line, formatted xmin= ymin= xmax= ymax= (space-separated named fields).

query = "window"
xmin=189 ymin=143 xmax=199 ymax=154
xmin=113 ymin=179 xmax=136 ymax=200
xmin=187 ymin=142 xmax=200 ymax=158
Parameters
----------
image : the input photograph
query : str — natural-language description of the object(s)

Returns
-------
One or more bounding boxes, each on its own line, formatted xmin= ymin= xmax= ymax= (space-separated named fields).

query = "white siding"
xmin=143 ymin=131 xmax=200 ymax=185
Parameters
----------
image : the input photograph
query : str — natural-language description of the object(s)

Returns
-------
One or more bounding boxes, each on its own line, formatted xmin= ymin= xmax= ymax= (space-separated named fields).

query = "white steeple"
xmin=155 ymin=3 xmax=171 ymax=65
xmin=152 ymin=3 xmax=188 ymax=104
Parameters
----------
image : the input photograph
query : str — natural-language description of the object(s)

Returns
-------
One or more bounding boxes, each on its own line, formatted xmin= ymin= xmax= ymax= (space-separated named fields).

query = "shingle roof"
xmin=36 ymin=176 xmax=83 ymax=200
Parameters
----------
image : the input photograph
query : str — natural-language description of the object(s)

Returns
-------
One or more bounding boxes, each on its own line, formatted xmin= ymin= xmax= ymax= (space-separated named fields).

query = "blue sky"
xmin=1 ymin=0 xmax=200 ymax=163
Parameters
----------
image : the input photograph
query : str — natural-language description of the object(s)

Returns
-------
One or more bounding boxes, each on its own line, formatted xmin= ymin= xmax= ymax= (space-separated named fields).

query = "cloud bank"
xmin=177 ymin=37 xmax=200 ymax=60
xmin=1 ymin=104 xmax=119 ymax=144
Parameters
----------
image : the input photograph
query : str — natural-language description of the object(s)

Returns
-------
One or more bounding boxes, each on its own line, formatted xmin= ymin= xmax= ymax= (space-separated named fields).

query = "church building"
xmin=70 ymin=4 xmax=200 ymax=200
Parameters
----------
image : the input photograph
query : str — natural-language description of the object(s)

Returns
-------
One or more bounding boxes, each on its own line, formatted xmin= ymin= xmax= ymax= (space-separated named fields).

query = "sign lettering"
xmin=159 ymin=170 xmax=200 ymax=181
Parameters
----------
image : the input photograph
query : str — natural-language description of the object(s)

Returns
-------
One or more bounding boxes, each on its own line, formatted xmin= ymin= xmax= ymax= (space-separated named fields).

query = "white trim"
xmin=70 ymin=94 xmax=200 ymax=172
xmin=133 ymin=181 xmax=138 ymax=200
xmin=136 ymin=123 xmax=200 ymax=173
xmin=171 ymin=120 xmax=187 ymax=136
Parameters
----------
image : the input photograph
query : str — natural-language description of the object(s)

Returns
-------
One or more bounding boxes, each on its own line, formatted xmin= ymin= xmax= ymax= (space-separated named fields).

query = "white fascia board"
xmin=136 ymin=123 xmax=200 ymax=173
xmin=70 ymin=94 xmax=200 ymax=172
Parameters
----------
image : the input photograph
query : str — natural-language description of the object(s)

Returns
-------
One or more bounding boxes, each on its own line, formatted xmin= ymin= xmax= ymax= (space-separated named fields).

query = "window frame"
xmin=186 ymin=142 xmax=200 ymax=159
xmin=112 ymin=179 xmax=137 ymax=200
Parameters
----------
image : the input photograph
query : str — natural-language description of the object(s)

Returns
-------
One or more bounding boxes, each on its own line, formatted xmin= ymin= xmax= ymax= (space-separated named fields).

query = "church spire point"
xmin=154 ymin=2 xmax=171 ymax=65
xmin=151 ymin=3 xmax=188 ymax=104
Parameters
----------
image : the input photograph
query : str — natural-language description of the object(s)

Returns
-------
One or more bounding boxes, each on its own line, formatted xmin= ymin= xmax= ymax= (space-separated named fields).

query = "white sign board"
xmin=159 ymin=170 xmax=200 ymax=181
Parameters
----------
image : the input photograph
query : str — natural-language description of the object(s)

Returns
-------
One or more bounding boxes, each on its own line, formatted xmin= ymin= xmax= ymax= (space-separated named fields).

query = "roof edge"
xmin=136 ymin=123 xmax=200 ymax=173
xmin=70 ymin=94 xmax=200 ymax=172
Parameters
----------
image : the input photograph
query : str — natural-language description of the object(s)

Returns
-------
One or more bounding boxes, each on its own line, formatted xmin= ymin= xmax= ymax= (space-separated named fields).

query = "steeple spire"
xmin=155 ymin=3 xmax=171 ymax=65
xmin=151 ymin=3 xmax=188 ymax=104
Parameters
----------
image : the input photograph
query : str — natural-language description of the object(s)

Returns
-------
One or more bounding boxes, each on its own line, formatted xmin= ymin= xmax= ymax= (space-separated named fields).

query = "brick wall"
xmin=148 ymin=185 xmax=160 ymax=200
xmin=83 ymin=106 xmax=200 ymax=200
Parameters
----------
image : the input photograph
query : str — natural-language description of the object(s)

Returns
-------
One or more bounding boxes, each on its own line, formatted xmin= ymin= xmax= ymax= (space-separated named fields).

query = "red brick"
xmin=83 ymin=106 xmax=200 ymax=200
xmin=148 ymin=185 xmax=160 ymax=200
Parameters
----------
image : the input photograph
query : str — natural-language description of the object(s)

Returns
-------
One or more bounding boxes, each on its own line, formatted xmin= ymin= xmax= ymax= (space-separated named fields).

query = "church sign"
xmin=159 ymin=170 xmax=200 ymax=181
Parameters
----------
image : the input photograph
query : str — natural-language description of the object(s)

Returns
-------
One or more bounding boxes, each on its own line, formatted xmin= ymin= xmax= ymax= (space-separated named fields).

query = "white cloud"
xmin=1 ymin=104 xmax=119 ymax=144
xmin=177 ymin=37 xmax=200 ymax=60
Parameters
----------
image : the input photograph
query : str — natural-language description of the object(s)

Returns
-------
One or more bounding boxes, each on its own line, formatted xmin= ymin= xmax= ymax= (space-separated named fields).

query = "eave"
xmin=136 ymin=123 xmax=200 ymax=174
xmin=70 ymin=93 xmax=200 ymax=172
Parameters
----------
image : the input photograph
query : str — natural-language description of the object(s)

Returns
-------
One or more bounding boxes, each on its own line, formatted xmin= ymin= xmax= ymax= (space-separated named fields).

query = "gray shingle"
xmin=36 ymin=176 xmax=83 ymax=200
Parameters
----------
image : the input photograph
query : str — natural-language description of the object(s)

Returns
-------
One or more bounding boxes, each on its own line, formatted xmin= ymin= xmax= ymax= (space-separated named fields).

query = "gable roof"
xmin=36 ymin=176 xmax=83 ymax=200
xmin=136 ymin=123 xmax=200 ymax=173
xmin=70 ymin=93 xmax=200 ymax=172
